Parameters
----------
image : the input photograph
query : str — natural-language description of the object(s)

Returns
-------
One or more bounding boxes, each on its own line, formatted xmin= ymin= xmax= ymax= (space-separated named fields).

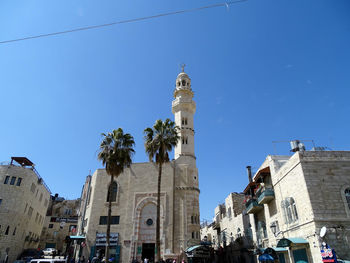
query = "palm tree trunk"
xmin=105 ymin=174 xmax=114 ymax=261
xmin=156 ymin=162 xmax=162 ymax=263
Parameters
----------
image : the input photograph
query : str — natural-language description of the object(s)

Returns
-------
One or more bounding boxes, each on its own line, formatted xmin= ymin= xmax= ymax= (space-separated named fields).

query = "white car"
xmin=42 ymin=248 xmax=57 ymax=256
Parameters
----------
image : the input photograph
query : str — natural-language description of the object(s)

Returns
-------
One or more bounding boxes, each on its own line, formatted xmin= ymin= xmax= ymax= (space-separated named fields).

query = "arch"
xmin=341 ymin=185 xmax=350 ymax=217
xmin=107 ymin=181 xmax=118 ymax=202
xmin=131 ymin=196 xmax=165 ymax=262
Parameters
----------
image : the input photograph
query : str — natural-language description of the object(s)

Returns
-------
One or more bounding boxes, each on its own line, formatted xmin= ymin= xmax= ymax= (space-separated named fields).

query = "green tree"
xmin=98 ymin=128 xmax=135 ymax=260
xmin=144 ymin=119 xmax=180 ymax=262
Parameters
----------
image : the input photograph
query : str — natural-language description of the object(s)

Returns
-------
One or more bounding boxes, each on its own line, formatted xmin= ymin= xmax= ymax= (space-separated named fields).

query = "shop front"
xmin=89 ymin=233 xmax=120 ymax=263
xmin=258 ymin=247 xmax=288 ymax=263
xmin=185 ymin=245 xmax=211 ymax=263
xmin=277 ymin=237 xmax=310 ymax=263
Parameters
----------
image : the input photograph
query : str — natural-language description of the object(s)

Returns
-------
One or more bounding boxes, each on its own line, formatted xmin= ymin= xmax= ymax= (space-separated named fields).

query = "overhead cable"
xmin=0 ymin=0 xmax=247 ymax=44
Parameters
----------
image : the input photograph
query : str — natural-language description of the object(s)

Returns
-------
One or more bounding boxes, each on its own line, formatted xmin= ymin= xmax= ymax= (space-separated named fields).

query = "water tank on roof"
xmin=290 ymin=140 xmax=306 ymax=152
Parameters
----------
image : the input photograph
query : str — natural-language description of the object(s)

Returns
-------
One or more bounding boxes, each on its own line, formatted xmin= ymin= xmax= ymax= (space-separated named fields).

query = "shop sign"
xmin=320 ymin=243 xmax=338 ymax=263
xmin=96 ymin=232 xmax=119 ymax=246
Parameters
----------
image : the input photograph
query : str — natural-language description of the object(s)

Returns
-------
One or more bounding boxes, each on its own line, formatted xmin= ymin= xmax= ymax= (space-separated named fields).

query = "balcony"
xmin=256 ymin=187 xmax=275 ymax=204
xmin=245 ymin=198 xmax=263 ymax=214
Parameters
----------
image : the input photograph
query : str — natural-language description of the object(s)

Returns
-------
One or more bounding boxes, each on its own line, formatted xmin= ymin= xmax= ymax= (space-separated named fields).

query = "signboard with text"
xmin=321 ymin=243 xmax=338 ymax=263
xmin=96 ymin=232 xmax=119 ymax=247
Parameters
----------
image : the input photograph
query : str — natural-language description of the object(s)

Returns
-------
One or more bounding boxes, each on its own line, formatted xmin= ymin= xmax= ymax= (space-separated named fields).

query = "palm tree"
xmin=98 ymin=128 xmax=135 ymax=260
xmin=144 ymin=119 xmax=180 ymax=262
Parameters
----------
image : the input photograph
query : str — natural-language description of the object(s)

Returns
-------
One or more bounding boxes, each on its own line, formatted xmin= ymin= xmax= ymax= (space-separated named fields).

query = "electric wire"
xmin=0 ymin=0 xmax=247 ymax=45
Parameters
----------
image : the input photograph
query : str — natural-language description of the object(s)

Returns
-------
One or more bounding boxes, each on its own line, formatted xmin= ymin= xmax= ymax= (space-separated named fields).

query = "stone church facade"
xmin=77 ymin=70 xmax=200 ymax=262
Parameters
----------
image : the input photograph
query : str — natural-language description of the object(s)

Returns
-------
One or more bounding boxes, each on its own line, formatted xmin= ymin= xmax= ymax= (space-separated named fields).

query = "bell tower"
xmin=172 ymin=67 xmax=200 ymax=252
xmin=172 ymin=67 xmax=196 ymax=159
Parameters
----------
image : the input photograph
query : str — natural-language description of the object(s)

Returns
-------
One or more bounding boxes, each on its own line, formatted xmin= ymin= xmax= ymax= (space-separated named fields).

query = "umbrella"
xmin=258 ymin=254 xmax=275 ymax=262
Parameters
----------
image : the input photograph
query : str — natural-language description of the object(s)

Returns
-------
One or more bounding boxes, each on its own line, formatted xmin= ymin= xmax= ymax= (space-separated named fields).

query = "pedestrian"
xmin=81 ymin=256 xmax=86 ymax=263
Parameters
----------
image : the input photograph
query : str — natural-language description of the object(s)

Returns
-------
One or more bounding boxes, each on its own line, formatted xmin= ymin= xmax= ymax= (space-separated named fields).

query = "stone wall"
xmin=0 ymin=164 xmax=50 ymax=263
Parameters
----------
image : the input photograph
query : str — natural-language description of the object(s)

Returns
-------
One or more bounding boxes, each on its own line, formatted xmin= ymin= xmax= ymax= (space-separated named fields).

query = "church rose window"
xmin=146 ymin=218 xmax=153 ymax=226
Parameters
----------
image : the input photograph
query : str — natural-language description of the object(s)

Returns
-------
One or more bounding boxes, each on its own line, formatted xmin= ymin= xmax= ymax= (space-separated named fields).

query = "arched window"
xmin=345 ymin=188 xmax=350 ymax=210
xmin=5 ymin=226 xmax=9 ymax=235
xmin=107 ymin=182 xmax=118 ymax=202
xmin=281 ymin=197 xmax=298 ymax=224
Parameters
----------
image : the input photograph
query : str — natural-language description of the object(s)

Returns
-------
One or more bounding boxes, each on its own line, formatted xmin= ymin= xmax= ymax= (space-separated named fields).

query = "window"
xmin=87 ymin=187 xmax=92 ymax=205
xmin=191 ymin=216 xmax=194 ymax=224
xmin=48 ymin=224 xmax=53 ymax=229
xmin=13 ymin=227 xmax=16 ymax=236
xmin=281 ymin=197 xmax=298 ymax=224
xmin=227 ymin=207 xmax=232 ymax=219
xmin=182 ymin=117 xmax=188 ymax=126
xmin=345 ymin=188 xmax=350 ymax=210
xmin=237 ymin=228 xmax=241 ymax=238
xmin=28 ymin=207 xmax=33 ymax=217
xmin=107 ymin=182 xmax=118 ymax=202
xmin=99 ymin=216 xmax=120 ymax=225
xmin=4 ymin=176 xmax=10 ymax=184
xmin=5 ymin=226 xmax=9 ymax=235
xmin=257 ymin=221 xmax=267 ymax=239
xmin=24 ymin=203 xmax=28 ymax=213
xmin=39 ymin=193 xmax=43 ymax=202
xmin=44 ymin=199 xmax=48 ymax=207
xmin=192 ymin=232 xmax=194 ymax=239
xmin=16 ymin=178 xmax=22 ymax=186
xmin=30 ymin=183 xmax=36 ymax=193
xmin=0 ymin=199 xmax=2 ymax=206
xmin=69 ymin=225 xmax=77 ymax=232
xmin=64 ymin=209 xmax=72 ymax=215
xmin=10 ymin=177 xmax=16 ymax=185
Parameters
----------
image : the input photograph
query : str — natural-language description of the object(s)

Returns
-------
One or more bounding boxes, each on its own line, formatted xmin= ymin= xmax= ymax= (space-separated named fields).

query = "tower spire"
xmin=172 ymin=69 xmax=196 ymax=159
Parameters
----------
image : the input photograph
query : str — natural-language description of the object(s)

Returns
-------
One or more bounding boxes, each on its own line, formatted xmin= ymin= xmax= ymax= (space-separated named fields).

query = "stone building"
xmin=243 ymin=149 xmax=350 ymax=262
xmin=39 ymin=194 xmax=80 ymax=254
xmin=200 ymin=193 xmax=255 ymax=263
xmin=77 ymin=70 xmax=200 ymax=262
xmin=0 ymin=157 xmax=51 ymax=263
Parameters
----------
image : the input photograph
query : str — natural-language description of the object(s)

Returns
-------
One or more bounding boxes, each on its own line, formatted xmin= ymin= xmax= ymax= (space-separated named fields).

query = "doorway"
xmin=292 ymin=248 xmax=309 ymax=263
xmin=142 ymin=243 xmax=155 ymax=261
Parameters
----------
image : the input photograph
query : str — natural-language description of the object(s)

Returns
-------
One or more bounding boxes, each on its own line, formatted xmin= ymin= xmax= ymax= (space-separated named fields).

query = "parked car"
xmin=42 ymin=248 xmax=57 ymax=256
xmin=17 ymin=249 xmax=43 ymax=262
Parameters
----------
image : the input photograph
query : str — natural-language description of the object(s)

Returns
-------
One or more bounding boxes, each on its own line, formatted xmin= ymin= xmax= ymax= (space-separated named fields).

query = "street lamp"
xmin=270 ymin=222 xmax=281 ymax=237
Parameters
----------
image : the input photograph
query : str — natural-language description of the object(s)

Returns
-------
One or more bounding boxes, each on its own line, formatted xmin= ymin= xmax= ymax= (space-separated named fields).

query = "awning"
xmin=260 ymin=247 xmax=288 ymax=253
xmin=185 ymin=245 xmax=210 ymax=258
xmin=277 ymin=237 xmax=308 ymax=247
xmin=70 ymin=235 xmax=85 ymax=239
xmin=185 ymin=245 xmax=201 ymax=253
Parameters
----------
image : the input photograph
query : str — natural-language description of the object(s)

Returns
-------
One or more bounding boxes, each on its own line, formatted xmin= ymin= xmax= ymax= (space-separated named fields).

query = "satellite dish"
xmin=320 ymin=226 xmax=327 ymax=237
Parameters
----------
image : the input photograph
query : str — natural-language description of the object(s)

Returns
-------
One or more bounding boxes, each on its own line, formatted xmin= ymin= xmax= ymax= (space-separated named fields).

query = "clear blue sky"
xmin=0 ymin=0 xmax=349 ymax=222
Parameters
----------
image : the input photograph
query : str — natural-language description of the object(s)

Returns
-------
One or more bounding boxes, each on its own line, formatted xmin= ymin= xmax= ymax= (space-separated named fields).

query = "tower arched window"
xmin=107 ymin=182 xmax=118 ymax=202
xmin=5 ymin=226 xmax=9 ymax=235
xmin=345 ymin=188 xmax=350 ymax=210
